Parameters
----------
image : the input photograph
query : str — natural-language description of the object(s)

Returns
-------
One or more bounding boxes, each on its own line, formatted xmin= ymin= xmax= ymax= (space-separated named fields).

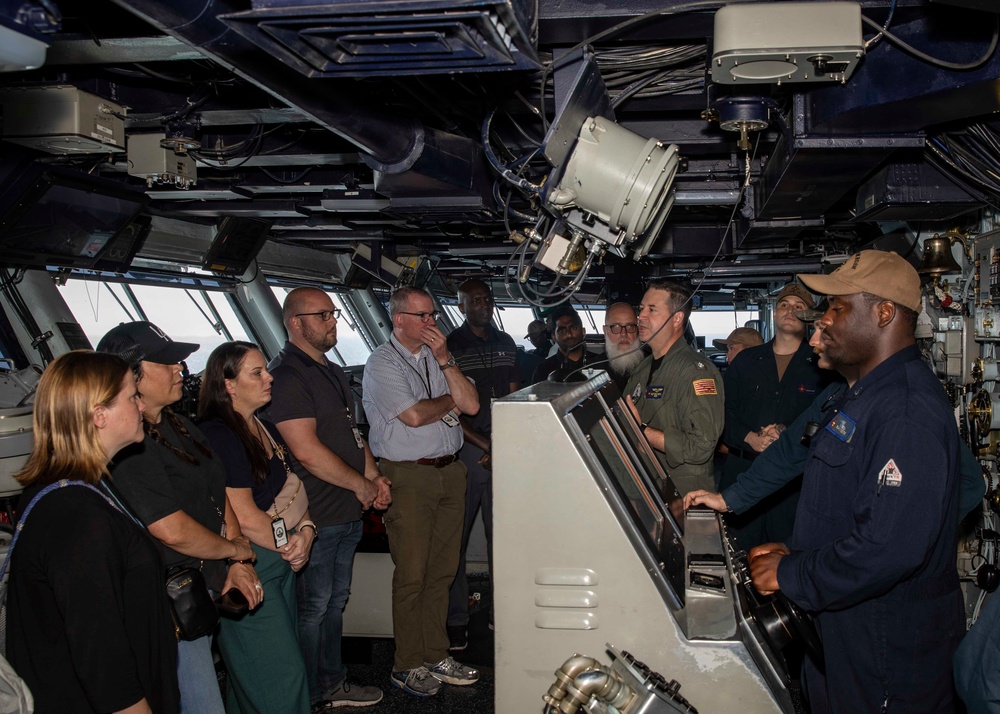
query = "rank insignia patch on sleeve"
xmin=878 ymin=458 xmax=902 ymax=488
xmin=692 ymin=378 xmax=717 ymax=396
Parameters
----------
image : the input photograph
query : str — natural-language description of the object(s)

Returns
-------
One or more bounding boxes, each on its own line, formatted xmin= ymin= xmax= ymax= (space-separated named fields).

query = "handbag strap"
xmin=0 ymin=480 xmax=119 ymax=581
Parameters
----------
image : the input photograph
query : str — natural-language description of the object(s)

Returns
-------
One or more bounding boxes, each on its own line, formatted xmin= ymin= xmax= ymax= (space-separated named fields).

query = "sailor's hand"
xmin=748 ymin=542 xmax=790 ymax=596
xmin=683 ymin=490 xmax=728 ymax=512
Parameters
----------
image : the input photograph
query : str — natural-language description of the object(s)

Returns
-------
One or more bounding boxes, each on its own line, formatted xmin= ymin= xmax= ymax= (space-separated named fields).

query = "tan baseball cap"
xmin=798 ymin=250 xmax=921 ymax=312
xmin=775 ymin=283 xmax=815 ymax=309
xmin=712 ymin=327 xmax=764 ymax=350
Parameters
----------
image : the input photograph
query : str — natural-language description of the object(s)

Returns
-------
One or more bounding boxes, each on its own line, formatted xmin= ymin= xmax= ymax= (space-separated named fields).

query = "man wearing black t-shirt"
xmin=444 ymin=280 xmax=519 ymax=650
xmin=269 ymin=287 xmax=390 ymax=710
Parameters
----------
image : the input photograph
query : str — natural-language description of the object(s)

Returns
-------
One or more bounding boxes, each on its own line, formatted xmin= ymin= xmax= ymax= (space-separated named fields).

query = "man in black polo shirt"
xmin=268 ymin=287 xmax=390 ymax=710
xmin=532 ymin=306 xmax=607 ymax=383
xmin=445 ymin=279 xmax=519 ymax=650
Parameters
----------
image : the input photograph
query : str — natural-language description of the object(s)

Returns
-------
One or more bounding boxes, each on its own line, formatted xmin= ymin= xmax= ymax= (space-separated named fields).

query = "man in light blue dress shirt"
xmin=363 ymin=286 xmax=481 ymax=698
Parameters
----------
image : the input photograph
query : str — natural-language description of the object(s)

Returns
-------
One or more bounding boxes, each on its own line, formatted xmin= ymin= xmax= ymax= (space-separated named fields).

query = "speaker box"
xmin=203 ymin=217 xmax=272 ymax=275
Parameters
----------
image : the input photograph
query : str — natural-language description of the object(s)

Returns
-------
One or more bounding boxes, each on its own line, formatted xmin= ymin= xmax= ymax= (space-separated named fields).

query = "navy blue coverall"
xmin=719 ymin=338 xmax=833 ymax=548
xmin=723 ymin=346 xmax=978 ymax=713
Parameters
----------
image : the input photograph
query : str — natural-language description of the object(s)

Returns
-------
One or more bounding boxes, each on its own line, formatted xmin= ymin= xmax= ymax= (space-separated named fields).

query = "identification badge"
xmin=442 ymin=412 xmax=460 ymax=427
xmin=352 ymin=426 xmax=365 ymax=450
xmin=272 ymin=517 xmax=288 ymax=548
xmin=825 ymin=412 xmax=856 ymax=442
xmin=646 ymin=386 xmax=664 ymax=399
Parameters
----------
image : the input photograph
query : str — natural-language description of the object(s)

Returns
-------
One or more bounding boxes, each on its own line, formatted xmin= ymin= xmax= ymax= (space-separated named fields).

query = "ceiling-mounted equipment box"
xmin=854 ymin=162 xmax=982 ymax=222
xmin=127 ymin=133 xmax=196 ymax=189
xmin=711 ymin=2 xmax=864 ymax=85
xmin=0 ymin=85 xmax=126 ymax=154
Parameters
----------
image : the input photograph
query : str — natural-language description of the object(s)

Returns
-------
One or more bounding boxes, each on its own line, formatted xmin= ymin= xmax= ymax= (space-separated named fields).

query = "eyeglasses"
xmin=295 ymin=309 xmax=341 ymax=321
xmin=607 ymin=323 xmax=638 ymax=335
xmin=398 ymin=310 xmax=441 ymax=322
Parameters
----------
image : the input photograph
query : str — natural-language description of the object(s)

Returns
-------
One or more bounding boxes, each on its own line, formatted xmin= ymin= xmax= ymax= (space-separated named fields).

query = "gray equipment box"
xmin=712 ymin=2 xmax=864 ymax=85
xmin=0 ymin=85 xmax=126 ymax=154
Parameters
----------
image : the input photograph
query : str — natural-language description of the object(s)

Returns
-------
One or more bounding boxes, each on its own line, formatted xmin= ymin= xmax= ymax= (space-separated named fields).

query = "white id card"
xmin=272 ymin=517 xmax=288 ymax=548
xmin=441 ymin=412 xmax=460 ymax=427
xmin=352 ymin=426 xmax=365 ymax=449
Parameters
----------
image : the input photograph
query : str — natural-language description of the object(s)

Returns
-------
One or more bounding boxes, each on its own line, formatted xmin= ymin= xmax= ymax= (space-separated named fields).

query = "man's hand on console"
xmin=683 ymin=490 xmax=728 ymax=512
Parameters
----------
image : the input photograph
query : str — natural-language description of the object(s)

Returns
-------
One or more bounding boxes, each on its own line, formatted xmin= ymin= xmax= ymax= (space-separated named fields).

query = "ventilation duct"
xmin=220 ymin=0 xmax=540 ymax=77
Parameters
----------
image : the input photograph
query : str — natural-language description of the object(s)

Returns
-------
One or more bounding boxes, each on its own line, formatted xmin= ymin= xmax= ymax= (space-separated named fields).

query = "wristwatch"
xmin=440 ymin=355 xmax=457 ymax=370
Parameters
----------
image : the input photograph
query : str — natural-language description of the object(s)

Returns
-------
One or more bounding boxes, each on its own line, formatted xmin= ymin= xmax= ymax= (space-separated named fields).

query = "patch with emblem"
xmin=879 ymin=458 xmax=902 ymax=488
xmin=692 ymin=378 xmax=717 ymax=396
xmin=646 ymin=385 xmax=665 ymax=399
xmin=632 ymin=384 xmax=643 ymax=401
xmin=825 ymin=412 xmax=856 ymax=442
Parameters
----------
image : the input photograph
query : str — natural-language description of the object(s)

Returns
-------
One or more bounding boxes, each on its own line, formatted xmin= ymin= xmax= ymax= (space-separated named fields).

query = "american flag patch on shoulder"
xmin=692 ymin=378 xmax=717 ymax=396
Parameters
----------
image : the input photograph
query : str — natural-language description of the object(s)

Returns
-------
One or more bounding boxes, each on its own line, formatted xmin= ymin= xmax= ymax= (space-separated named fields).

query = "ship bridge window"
xmin=58 ymin=279 xmax=250 ymax=373
xmin=690 ymin=309 xmax=761 ymax=350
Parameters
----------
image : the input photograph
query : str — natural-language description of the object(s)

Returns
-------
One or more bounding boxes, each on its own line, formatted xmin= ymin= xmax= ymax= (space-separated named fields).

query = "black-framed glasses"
xmin=296 ymin=309 xmax=341 ymax=321
xmin=398 ymin=310 xmax=441 ymax=322
xmin=607 ymin=323 xmax=638 ymax=335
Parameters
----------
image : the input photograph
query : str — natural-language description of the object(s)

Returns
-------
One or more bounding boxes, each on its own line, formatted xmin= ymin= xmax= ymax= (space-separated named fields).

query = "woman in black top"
xmin=7 ymin=350 xmax=179 ymax=713
xmin=97 ymin=322 xmax=262 ymax=714
xmin=199 ymin=341 xmax=315 ymax=713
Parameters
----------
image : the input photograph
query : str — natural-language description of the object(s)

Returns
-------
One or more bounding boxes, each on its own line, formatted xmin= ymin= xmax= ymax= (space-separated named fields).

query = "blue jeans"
xmin=297 ymin=520 xmax=363 ymax=703
xmin=177 ymin=634 xmax=225 ymax=714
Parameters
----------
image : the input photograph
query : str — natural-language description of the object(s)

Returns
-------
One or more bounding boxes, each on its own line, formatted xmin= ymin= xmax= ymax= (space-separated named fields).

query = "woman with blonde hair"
xmin=6 ymin=350 xmax=179 ymax=713
xmin=199 ymin=341 xmax=315 ymax=713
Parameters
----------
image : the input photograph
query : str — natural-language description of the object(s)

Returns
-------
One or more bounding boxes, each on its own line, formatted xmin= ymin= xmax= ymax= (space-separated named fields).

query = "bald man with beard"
xmin=603 ymin=302 xmax=644 ymax=392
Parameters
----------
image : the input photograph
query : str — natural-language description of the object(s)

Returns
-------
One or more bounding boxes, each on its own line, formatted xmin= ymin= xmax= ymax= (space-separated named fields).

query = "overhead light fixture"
xmin=495 ymin=52 xmax=681 ymax=305
xmin=545 ymin=115 xmax=680 ymax=262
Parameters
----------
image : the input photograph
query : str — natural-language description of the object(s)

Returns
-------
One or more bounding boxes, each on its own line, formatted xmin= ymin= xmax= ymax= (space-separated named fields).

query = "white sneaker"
xmin=424 ymin=656 xmax=479 ymax=686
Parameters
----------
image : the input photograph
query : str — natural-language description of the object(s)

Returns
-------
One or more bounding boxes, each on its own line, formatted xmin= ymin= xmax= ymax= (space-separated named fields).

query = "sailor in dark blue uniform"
xmin=719 ymin=283 xmax=835 ymax=549
xmin=698 ymin=251 xmax=966 ymax=713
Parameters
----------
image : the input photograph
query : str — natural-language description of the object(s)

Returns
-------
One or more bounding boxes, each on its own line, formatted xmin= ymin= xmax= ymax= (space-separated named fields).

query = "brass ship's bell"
xmin=917 ymin=235 xmax=963 ymax=277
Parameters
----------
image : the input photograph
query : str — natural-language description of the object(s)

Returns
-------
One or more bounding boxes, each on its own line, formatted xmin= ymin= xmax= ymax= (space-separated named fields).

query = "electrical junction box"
xmin=127 ymin=133 xmax=196 ymax=189
xmin=0 ymin=85 xmax=125 ymax=153
xmin=711 ymin=2 xmax=864 ymax=85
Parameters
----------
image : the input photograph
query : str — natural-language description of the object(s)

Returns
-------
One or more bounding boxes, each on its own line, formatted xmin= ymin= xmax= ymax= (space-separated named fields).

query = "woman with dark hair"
xmin=198 ymin=341 xmax=314 ymax=713
xmin=7 ymin=350 xmax=179 ymax=713
xmin=97 ymin=322 xmax=262 ymax=714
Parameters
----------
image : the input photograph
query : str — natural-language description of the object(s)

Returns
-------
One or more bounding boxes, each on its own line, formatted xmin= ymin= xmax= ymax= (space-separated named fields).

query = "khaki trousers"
xmin=380 ymin=458 xmax=467 ymax=671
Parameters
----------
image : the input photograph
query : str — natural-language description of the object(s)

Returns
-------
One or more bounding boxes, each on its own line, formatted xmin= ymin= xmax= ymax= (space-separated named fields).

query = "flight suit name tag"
xmin=646 ymin=386 xmax=665 ymax=399
xmin=825 ymin=412 xmax=856 ymax=442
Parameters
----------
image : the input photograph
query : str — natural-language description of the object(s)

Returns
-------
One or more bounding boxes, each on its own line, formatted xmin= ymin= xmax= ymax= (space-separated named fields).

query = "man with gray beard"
xmin=603 ymin=302 xmax=644 ymax=392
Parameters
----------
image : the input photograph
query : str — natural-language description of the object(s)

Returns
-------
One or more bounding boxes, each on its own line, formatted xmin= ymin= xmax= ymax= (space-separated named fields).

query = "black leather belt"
xmin=727 ymin=446 xmax=758 ymax=462
xmin=413 ymin=453 xmax=460 ymax=468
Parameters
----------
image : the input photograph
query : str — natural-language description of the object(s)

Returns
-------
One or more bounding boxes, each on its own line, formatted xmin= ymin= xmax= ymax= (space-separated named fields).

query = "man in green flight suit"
xmin=625 ymin=280 xmax=725 ymax=494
